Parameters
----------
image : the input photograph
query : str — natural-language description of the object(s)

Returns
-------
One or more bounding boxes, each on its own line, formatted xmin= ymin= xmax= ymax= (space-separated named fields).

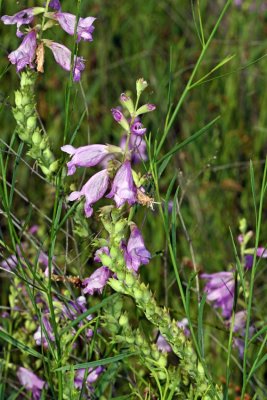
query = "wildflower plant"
xmin=1 ymin=0 xmax=267 ymax=399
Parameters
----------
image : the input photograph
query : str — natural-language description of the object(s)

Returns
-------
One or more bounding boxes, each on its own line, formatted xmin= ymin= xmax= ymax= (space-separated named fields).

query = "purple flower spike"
xmin=130 ymin=121 xmax=147 ymax=136
xmin=1 ymin=8 xmax=34 ymax=37
xmin=83 ymin=266 xmax=111 ymax=295
xmin=49 ymin=0 xmax=61 ymax=10
xmin=68 ymin=169 xmax=109 ymax=217
xmin=123 ymin=223 xmax=151 ymax=272
xmin=201 ymin=271 xmax=235 ymax=318
xmin=17 ymin=367 xmax=45 ymax=400
xmin=8 ymin=30 xmax=37 ymax=72
xmin=46 ymin=41 xmax=85 ymax=81
xmin=61 ymin=144 xmax=110 ymax=175
xmin=106 ymin=161 xmax=137 ymax=208
xmin=74 ymin=367 xmax=104 ymax=389
xmin=55 ymin=12 xmax=96 ymax=42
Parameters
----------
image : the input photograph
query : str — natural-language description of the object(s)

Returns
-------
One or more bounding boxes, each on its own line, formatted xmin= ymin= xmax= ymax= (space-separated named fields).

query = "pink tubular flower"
xmin=120 ymin=134 xmax=147 ymax=164
xmin=122 ymin=223 xmax=151 ymax=272
xmin=55 ymin=12 xmax=96 ymax=42
xmin=130 ymin=120 xmax=146 ymax=136
xmin=226 ymin=311 xmax=254 ymax=357
xmin=74 ymin=367 xmax=104 ymax=389
xmin=94 ymin=246 xmax=110 ymax=263
xmin=8 ymin=30 xmax=37 ymax=72
xmin=17 ymin=367 xmax=45 ymax=400
xmin=68 ymin=169 xmax=109 ymax=217
xmin=45 ymin=41 xmax=85 ymax=81
xmin=244 ymin=247 xmax=267 ymax=269
xmin=83 ymin=266 xmax=111 ymax=295
xmin=1 ymin=8 xmax=35 ymax=37
xmin=33 ymin=316 xmax=55 ymax=347
xmin=49 ymin=0 xmax=61 ymax=10
xmin=106 ymin=161 xmax=137 ymax=208
xmin=61 ymin=144 xmax=110 ymax=175
xmin=201 ymin=271 xmax=235 ymax=318
xmin=156 ymin=319 xmax=190 ymax=353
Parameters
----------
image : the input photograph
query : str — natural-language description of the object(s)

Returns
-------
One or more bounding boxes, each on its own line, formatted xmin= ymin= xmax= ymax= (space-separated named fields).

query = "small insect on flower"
xmin=51 ymin=274 xmax=83 ymax=288
xmin=36 ymin=42 xmax=45 ymax=73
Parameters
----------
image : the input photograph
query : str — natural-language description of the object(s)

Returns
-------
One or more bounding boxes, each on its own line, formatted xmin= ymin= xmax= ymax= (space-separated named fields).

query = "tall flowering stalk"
xmin=1 ymin=2 xmax=96 ymax=178
xmin=62 ymin=82 xmax=221 ymax=398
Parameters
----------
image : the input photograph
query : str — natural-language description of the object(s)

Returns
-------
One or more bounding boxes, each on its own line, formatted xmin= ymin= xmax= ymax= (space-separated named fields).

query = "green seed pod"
xmin=158 ymin=371 xmax=167 ymax=381
xmin=100 ymin=253 xmax=113 ymax=268
xmin=133 ymin=287 xmax=143 ymax=301
xmin=25 ymin=320 xmax=37 ymax=332
xmin=32 ymin=131 xmax=42 ymax=145
xmin=49 ymin=160 xmax=59 ymax=173
xmin=108 ymin=278 xmax=126 ymax=294
xmin=21 ymin=95 xmax=31 ymax=106
xmin=125 ymin=272 xmax=135 ymax=287
xmin=43 ymin=148 xmax=53 ymax=162
xmin=39 ymin=138 xmax=47 ymax=150
xmin=158 ymin=355 xmax=167 ymax=368
xmin=110 ymin=246 xmax=122 ymax=260
xmin=14 ymin=90 xmax=23 ymax=107
xmin=13 ymin=110 xmax=25 ymax=124
xmin=26 ymin=116 xmax=37 ymax=131
xmin=39 ymin=164 xmax=50 ymax=176
xmin=119 ymin=314 xmax=128 ymax=327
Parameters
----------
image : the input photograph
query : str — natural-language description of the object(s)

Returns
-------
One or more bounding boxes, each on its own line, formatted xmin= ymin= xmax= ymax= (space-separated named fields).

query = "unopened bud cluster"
xmin=99 ymin=210 xmax=220 ymax=397
xmin=103 ymin=297 xmax=168 ymax=382
xmin=13 ymin=71 xmax=58 ymax=177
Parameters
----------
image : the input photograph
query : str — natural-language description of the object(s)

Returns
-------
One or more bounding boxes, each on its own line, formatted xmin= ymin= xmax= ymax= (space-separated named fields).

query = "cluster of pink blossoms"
xmin=62 ymin=83 xmax=155 ymax=294
xmin=1 ymin=1 xmax=95 ymax=80
xmin=200 ymin=233 xmax=267 ymax=356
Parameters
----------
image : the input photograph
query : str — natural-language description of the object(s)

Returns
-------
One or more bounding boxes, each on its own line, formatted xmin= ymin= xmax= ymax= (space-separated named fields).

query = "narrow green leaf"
xmin=0 ymin=330 xmax=47 ymax=361
xmin=54 ymin=352 xmax=136 ymax=372
xmin=158 ymin=116 xmax=220 ymax=165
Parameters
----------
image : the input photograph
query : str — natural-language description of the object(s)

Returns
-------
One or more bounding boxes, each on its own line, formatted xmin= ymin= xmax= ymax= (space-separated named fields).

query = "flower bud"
xmin=136 ymin=78 xmax=148 ymax=96
xmin=14 ymin=91 xmax=22 ymax=107
xmin=158 ymin=371 xmax=167 ymax=380
xmin=119 ymin=314 xmax=128 ymax=327
xmin=49 ymin=160 xmax=59 ymax=173
xmin=158 ymin=355 xmax=167 ymax=368
xmin=43 ymin=148 xmax=53 ymax=162
xmin=111 ymin=108 xmax=130 ymax=131
xmin=136 ymin=103 xmax=156 ymax=116
xmin=125 ymin=272 xmax=135 ymax=287
xmin=40 ymin=165 xmax=50 ymax=175
xmin=26 ymin=116 xmax=37 ymax=130
xmin=110 ymin=246 xmax=121 ymax=260
xmin=133 ymin=287 xmax=143 ymax=301
xmin=120 ymin=93 xmax=134 ymax=114
xmin=21 ymin=95 xmax=31 ymax=106
xmin=108 ymin=278 xmax=126 ymax=293
xmin=100 ymin=253 xmax=113 ymax=268
xmin=32 ymin=131 xmax=42 ymax=145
